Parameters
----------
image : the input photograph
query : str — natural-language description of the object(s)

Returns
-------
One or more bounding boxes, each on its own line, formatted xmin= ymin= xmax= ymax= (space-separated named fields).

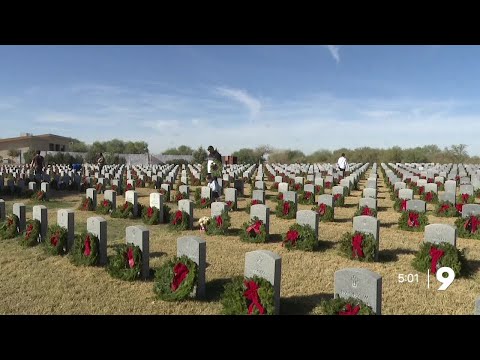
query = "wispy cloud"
xmin=326 ymin=45 xmax=340 ymax=63
xmin=215 ymin=86 xmax=262 ymax=118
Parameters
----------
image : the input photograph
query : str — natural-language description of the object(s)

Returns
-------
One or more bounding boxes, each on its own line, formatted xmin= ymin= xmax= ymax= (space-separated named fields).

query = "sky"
xmin=1 ymin=45 xmax=480 ymax=155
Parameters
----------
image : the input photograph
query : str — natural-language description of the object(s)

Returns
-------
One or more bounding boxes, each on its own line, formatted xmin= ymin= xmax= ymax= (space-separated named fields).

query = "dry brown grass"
xmin=1 ymin=172 xmax=479 ymax=315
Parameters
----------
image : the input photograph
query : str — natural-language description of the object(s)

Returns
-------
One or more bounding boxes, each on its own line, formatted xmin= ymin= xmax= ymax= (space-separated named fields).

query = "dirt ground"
xmin=1 ymin=168 xmax=479 ymax=315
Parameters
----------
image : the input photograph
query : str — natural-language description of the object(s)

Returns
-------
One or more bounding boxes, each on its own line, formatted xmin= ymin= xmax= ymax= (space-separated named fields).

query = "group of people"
xmin=28 ymin=151 xmax=106 ymax=176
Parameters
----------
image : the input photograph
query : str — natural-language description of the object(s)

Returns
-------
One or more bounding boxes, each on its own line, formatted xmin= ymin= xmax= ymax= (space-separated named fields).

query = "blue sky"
xmin=0 ymin=45 xmax=479 ymax=155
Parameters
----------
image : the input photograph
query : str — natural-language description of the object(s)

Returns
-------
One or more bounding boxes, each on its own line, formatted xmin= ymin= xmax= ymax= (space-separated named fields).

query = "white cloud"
xmin=326 ymin=45 xmax=340 ymax=63
xmin=215 ymin=86 xmax=261 ymax=118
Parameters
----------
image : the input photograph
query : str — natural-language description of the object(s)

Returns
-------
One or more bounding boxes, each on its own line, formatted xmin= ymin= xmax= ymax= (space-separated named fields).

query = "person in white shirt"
xmin=337 ymin=153 xmax=348 ymax=177
xmin=207 ymin=174 xmax=221 ymax=202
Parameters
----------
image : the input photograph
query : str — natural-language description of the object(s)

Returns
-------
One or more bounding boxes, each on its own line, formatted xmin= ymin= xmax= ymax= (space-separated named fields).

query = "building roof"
xmin=0 ymin=134 xmax=74 ymax=144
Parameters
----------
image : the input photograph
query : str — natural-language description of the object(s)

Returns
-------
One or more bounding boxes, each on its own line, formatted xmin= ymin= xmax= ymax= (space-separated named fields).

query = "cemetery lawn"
xmin=1 ymin=173 xmax=480 ymax=315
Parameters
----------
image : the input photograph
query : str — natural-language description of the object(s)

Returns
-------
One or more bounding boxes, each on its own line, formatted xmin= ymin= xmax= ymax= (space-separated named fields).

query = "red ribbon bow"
xmin=50 ymin=234 xmax=59 ymax=247
xmin=285 ymin=230 xmax=299 ymax=246
xmin=246 ymin=220 xmax=263 ymax=235
xmin=173 ymin=210 xmax=183 ymax=225
xmin=304 ymin=192 xmax=312 ymax=200
xmin=84 ymin=236 xmax=91 ymax=256
xmin=425 ymin=192 xmax=433 ymax=202
xmin=325 ymin=181 xmax=331 ymax=188
xmin=456 ymin=204 xmax=463 ymax=214
xmin=429 ymin=246 xmax=444 ymax=274
xmin=283 ymin=201 xmax=291 ymax=215
xmin=440 ymin=203 xmax=450 ymax=213
xmin=277 ymin=193 xmax=283 ymax=200
xmin=318 ymin=203 xmax=327 ymax=216
xmin=464 ymin=216 xmax=479 ymax=234
xmin=339 ymin=304 xmax=360 ymax=315
xmin=171 ymin=263 xmax=189 ymax=291
xmin=462 ymin=194 xmax=470 ymax=203
xmin=243 ymin=280 xmax=265 ymax=315
xmin=361 ymin=206 xmax=372 ymax=216
xmin=333 ymin=194 xmax=342 ymax=202
xmin=147 ymin=207 xmax=154 ymax=218
xmin=25 ymin=224 xmax=34 ymax=239
xmin=418 ymin=186 xmax=424 ymax=195
xmin=127 ymin=247 xmax=135 ymax=268
xmin=216 ymin=215 xmax=223 ymax=227
xmin=407 ymin=212 xmax=419 ymax=227
xmin=352 ymin=233 xmax=364 ymax=258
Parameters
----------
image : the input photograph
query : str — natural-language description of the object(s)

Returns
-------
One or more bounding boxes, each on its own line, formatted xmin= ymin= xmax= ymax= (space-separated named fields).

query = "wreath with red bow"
xmin=398 ymin=210 xmax=429 ymax=232
xmin=32 ymin=190 xmax=48 ymax=202
xmin=196 ymin=197 xmax=211 ymax=209
xmin=153 ymin=255 xmax=198 ymax=301
xmin=332 ymin=193 xmax=344 ymax=207
xmin=455 ymin=215 xmax=480 ymax=239
xmin=299 ymin=191 xmax=316 ymax=205
xmin=435 ymin=201 xmax=460 ymax=217
xmin=70 ymin=232 xmax=100 ymax=266
xmin=412 ymin=242 xmax=466 ymax=277
xmin=312 ymin=203 xmax=334 ymax=222
xmin=20 ymin=220 xmax=41 ymax=247
xmin=283 ymin=223 xmax=317 ymax=251
xmin=275 ymin=200 xmax=296 ymax=219
xmin=78 ymin=197 xmax=95 ymax=211
xmin=44 ymin=225 xmax=68 ymax=255
xmin=142 ymin=206 xmax=160 ymax=225
xmin=339 ymin=231 xmax=376 ymax=262
xmin=96 ymin=199 xmax=113 ymax=215
xmin=169 ymin=210 xmax=190 ymax=231
xmin=457 ymin=193 xmax=475 ymax=204
xmin=221 ymin=276 xmax=275 ymax=315
xmin=420 ymin=191 xmax=438 ymax=204
xmin=206 ymin=210 xmax=231 ymax=235
xmin=245 ymin=199 xmax=263 ymax=214
xmin=354 ymin=205 xmax=377 ymax=217
xmin=240 ymin=217 xmax=268 ymax=243
xmin=0 ymin=214 xmax=19 ymax=240
xmin=107 ymin=243 xmax=143 ymax=281
xmin=322 ymin=297 xmax=374 ymax=315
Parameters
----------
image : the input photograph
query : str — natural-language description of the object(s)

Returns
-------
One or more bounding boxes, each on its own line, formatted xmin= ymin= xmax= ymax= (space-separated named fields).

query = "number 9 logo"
xmin=436 ymin=267 xmax=455 ymax=291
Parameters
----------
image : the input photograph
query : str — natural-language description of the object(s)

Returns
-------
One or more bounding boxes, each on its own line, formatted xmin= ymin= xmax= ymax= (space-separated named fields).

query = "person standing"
xmin=207 ymin=145 xmax=222 ymax=175
xmin=30 ymin=151 xmax=45 ymax=176
xmin=337 ymin=152 xmax=348 ymax=177
xmin=206 ymin=174 xmax=221 ymax=202
xmin=97 ymin=153 xmax=105 ymax=174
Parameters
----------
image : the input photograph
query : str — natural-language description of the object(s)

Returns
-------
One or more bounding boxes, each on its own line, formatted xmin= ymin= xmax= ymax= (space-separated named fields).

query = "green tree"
xmin=163 ymin=145 xmax=193 ymax=155
xmin=69 ymin=139 xmax=89 ymax=152
xmin=192 ymin=146 xmax=208 ymax=164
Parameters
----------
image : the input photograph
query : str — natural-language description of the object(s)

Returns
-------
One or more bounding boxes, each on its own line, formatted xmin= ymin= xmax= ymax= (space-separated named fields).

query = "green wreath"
xmin=95 ymin=183 xmax=104 ymax=194
xmin=107 ymin=243 xmax=143 ymax=281
xmin=420 ymin=191 xmax=438 ymax=204
xmin=201 ymin=158 xmax=223 ymax=179
xmin=44 ymin=225 xmax=68 ymax=255
xmin=393 ymin=197 xmax=409 ymax=212
xmin=20 ymin=220 xmax=41 ymax=247
xmin=194 ymin=188 xmax=201 ymax=202
xmin=354 ymin=205 xmax=377 ymax=217
xmin=142 ymin=206 xmax=160 ymax=225
xmin=153 ymin=255 xmax=198 ymax=301
xmin=78 ymin=197 xmax=94 ymax=211
xmin=174 ymin=192 xmax=189 ymax=202
xmin=275 ymin=200 xmax=296 ymax=219
xmin=398 ymin=210 xmax=429 ymax=232
xmin=225 ymin=200 xmax=236 ymax=212
xmin=298 ymin=191 xmax=316 ymax=205
xmin=221 ymin=276 xmax=275 ymax=315
xmin=206 ymin=210 xmax=231 ymax=235
xmin=339 ymin=231 xmax=376 ymax=262
xmin=111 ymin=202 xmax=134 ymax=219
xmin=332 ymin=193 xmax=345 ymax=207
xmin=270 ymin=182 xmax=279 ymax=191
xmin=412 ymin=242 xmax=467 ymax=277
xmin=321 ymin=297 xmax=375 ymax=315
xmin=457 ymin=193 xmax=475 ymax=204
xmin=196 ymin=197 xmax=211 ymax=209
xmin=314 ymin=185 xmax=324 ymax=195
xmin=31 ymin=190 xmax=48 ymax=202
xmin=435 ymin=201 xmax=460 ymax=218
xmin=240 ymin=217 xmax=268 ymax=243
xmin=390 ymin=189 xmax=399 ymax=201
xmin=312 ymin=203 xmax=334 ymax=222
xmin=283 ymin=223 xmax=317 ymax=251
xmin=169 ymin=210 xmax=190 ymax=231
xmin=455 ymin=215 xmax=480 ymax=239
xmin=96 ymin=199 xmax=113 ymax=215
xmin=0 ymin=214 xmax=20 ymax=240
xmin=163 ymin=204 xmax=172 ymax=223
xmin=70 ymin=232 xmax=100 ymax=266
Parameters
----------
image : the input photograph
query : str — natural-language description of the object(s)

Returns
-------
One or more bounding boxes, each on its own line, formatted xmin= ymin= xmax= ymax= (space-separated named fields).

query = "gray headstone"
xmin=283 ymin=190 xmax=297 ymax=205
xmin=224 ymin=188 xmax=237 ymax=208
xmin=363 ymin=188 xmax=376 ymax=199
xmin=126 ymin=225 xmax=150 ymax=279
xmin=366 ymin=179 xmax=376 ymax=189
xmin=459 ymin=184 xmax=474 ymax=196
xmin=353 ymin=215 xmax=380 ymax=259
xmin=201 ymin=186 xmax=211 ymax=200
xmin=424 ymin=183 xmax=437 ymax=194
xmin=28 ymin=182 xmax=37 ymax=192
xmin=57 ymin=209 xmax=75 ymax=251
xmin=103 ymin=190 xmax=117 ymax=211
xmin=417 ymin=179 xmax=428 ymax=187
xmin=160 ymin=183 xmax=171 ymax=197
xmin=274 ymin=176 xmax=283 ymax=183
xmin=125 ymin=190 xmax=139 ymax=217
xmin=278 ymin=182 xmax=289 ymax=193
xmin=406 ymin=200 xmax=426 ymax=213
xmin=87 ymin=217 xmax=107 ymax=265
xmin=211 ymin=202 xmax=227 ymax=218
xmin=86 ymin=188 xmax=97 ymax=210
xmin=179 ymin=185 xmax=190 ymax=197
xmin=304 ymin=184 xmax=315 ymax=194
xmin=13 ymin=203 xmax=26 ymax=233
xmin=255 ymin=181 xmax=265 ymax=190
xmin=314 ymin=178 xmax=324 ymax=187
xmin=177 ymin=236 xmax=206 ymax=299
xmin=359 ymin=197 xmax=377 ymax=210
xmin=150 ymin=193 xmax=165 ymax=223
xmin=294 ymin=176 xmax=304 ymax=185
xmin=41 ymin=182 xmax=50 ymax=195
xmin=252 ymin=190 xmax=265 ymax=203
xmin=332 ymin=185 xmax=346 ymax=197
xmin=440 ymin=192 xmax=456 ymax=205
xmin=334 ymin=268 xmax=382 ymax=315
xmin=424 ymin=224 xmax=456 ymax=247
xmin=444 ymin=180 xmax=457 ymax=194
xmin=296 ymin=210 xmax=319 ymax=240
xmin=244 ymin=250 xmax=282 ymax=315
xmin=398 ymin=189 xmax=413 ymax=200
xmin=461 ymin=204 xmax=480 ymax=218
xmin=178 ymin=199 xmax=194 ymax=229
xmin=32 ymin=205 xmax=48 ymax=241
xmin=394 ymin=182 xmax=406 ymax=191
xmin=434 ymin=176 xmax=444 ymax=184
xmin=0 ymin=199 xmax=5 ymax=222
xmin=317 ymin=194 xmax=333 ymax=207
xmin=250 ymin=204 xmax=270 ymax=234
